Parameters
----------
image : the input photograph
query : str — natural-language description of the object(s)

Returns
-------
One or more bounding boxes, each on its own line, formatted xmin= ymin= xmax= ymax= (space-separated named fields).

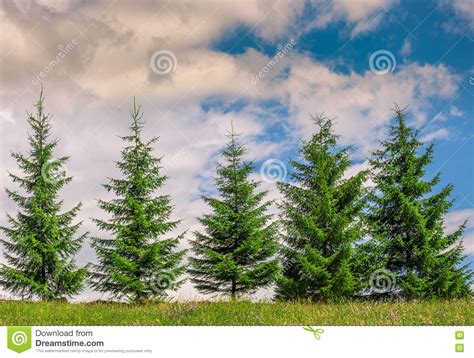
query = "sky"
xmin=0 ymin=0 xmax=473 ymax=301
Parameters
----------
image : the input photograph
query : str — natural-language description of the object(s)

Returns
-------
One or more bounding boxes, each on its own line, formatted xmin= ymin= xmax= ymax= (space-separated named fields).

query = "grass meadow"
xmin=1 ymin=299 xmax=472 ymax=326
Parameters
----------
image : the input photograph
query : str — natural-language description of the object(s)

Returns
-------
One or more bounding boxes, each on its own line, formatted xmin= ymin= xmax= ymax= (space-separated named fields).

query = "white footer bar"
xmin=1 ymin=326 xmax=471 ymax=357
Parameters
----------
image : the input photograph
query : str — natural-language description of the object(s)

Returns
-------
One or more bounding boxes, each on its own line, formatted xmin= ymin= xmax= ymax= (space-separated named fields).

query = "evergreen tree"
xmin=367 ymin=105 xmax=472 ymax=298
xmin=0 ymin=89 xmax=86 ymax=300
xmin=89 ymin=99 xmax=186 ymax=302
xmin=276 ymin=115 xmax=367 ymax=301
xmin=188 ymin=126 xmax=279 ymax=298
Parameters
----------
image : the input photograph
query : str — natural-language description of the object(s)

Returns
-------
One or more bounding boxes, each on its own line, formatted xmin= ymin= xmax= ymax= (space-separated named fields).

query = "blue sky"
xmin=211 ymin=1 xmax=473 ymax=206
xmin=210 ymin=0 xmax=474 ymax=221
xmin=0 ymin=0 xmax=473 ymax=300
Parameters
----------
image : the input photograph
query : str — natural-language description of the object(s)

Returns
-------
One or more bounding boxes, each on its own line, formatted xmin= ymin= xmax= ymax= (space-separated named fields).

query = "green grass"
xmin=0 ymin=299 xmax=472 ymax=326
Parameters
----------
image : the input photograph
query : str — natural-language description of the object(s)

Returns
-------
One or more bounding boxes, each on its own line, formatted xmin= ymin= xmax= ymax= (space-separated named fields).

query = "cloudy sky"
xmin=0 ymin=0 xmax=473 ymax=301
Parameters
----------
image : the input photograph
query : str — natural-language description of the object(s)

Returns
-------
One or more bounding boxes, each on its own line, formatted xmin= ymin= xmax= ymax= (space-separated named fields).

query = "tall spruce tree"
xmin=188 ymin=126 xmax=279 ymax=298
xmin=367 ymin=105 xmax=472 ymax=298
xmin=276 ymin=115 xmax=367 ymax=301
xmin=0 ymin=89 xmax=86 ymax=300
xmin=89 ymin=99 xmax=186 ymax=302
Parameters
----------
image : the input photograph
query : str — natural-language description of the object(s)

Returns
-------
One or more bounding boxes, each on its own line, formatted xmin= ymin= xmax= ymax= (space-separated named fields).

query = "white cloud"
xmin=433 ymin=105 xmax=464 ymax=122
xmin=270 ymin=58 xmax=459 ymax=158
xmin=439 ymin=0 xmax=474 ymax=34
xmin=445 ymin=209 xmax=474 ymax=232
xmin=344 ymin=160 xmax=375 ymax=187
xmin=400 ymin=38 xmax=412 ymax=57
xmin=350 ymin=11 xmax=385 ymax=37
xmin=445 ymin=209 xmax=474 ymax=255
xmin=0 ymin=107 xmax=15 ymax=124
xmin=462 ymin=231 xmax=474 ymax=255
xmin=450 ymin=105 xmax=463 ymax=117
xmin=333 ymin=0 xmax=396 ymax=22
xmin=445 ymin=0 xmax=474 ymax=24
xmin=421 ymin=128 xmax=450 ymax=142
xmin=310 ymin=0 xmax=397 ymax=34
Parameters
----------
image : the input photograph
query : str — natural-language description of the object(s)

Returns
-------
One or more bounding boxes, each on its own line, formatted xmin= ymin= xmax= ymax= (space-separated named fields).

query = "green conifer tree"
xmin=367 ymin=105 xmax=472 ymax=298
xmin=0 ymin=89 xmax=86 ymax=300
xmin=276 ymin=115 xmax=367 ymax=301
xmin=89 ymin=99 xmax=186 ymax=302
xmin=188 ymin=126 xmax=279 ymax=298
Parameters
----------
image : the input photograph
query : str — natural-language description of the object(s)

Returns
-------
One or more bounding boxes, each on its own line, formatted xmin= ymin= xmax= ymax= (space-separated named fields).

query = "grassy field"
xmin=1 ymin=299 xmax=472 ymax=326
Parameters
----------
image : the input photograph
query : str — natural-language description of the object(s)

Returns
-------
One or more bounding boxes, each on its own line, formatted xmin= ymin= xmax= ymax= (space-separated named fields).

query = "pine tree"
xmin=276 ymin=115 xmax=367 ymax=301
xmin=89 ymin=99 xmax=186 ymax=302
xmin=0 ymin=88 xmax=86 ymax=300
xmin=367 ymin=105 xmax=472 ymax=298
xmin=188 ymin=126 xmax=279 ymax=298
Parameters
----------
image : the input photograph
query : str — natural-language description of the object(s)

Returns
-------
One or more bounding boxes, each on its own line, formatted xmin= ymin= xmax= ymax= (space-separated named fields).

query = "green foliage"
xmin=366 ymin=105 xmax=472 ymax=298
xmin=188 ymin=126 xmax=280 ymax=298
xmin=89 ymin=99 xmax=186 ymax=302
xmin=2 ymin=95 xmax=471 ymax=303
xmin=0 ymin=89 xmax=86 ymax=300
xmin=276 ymin=115 xmax=367 ymax=301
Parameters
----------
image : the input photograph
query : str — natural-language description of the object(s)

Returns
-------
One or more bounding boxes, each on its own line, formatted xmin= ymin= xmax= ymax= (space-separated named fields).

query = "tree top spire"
xmin=129 ymin=97 xmax=144 ymax=136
